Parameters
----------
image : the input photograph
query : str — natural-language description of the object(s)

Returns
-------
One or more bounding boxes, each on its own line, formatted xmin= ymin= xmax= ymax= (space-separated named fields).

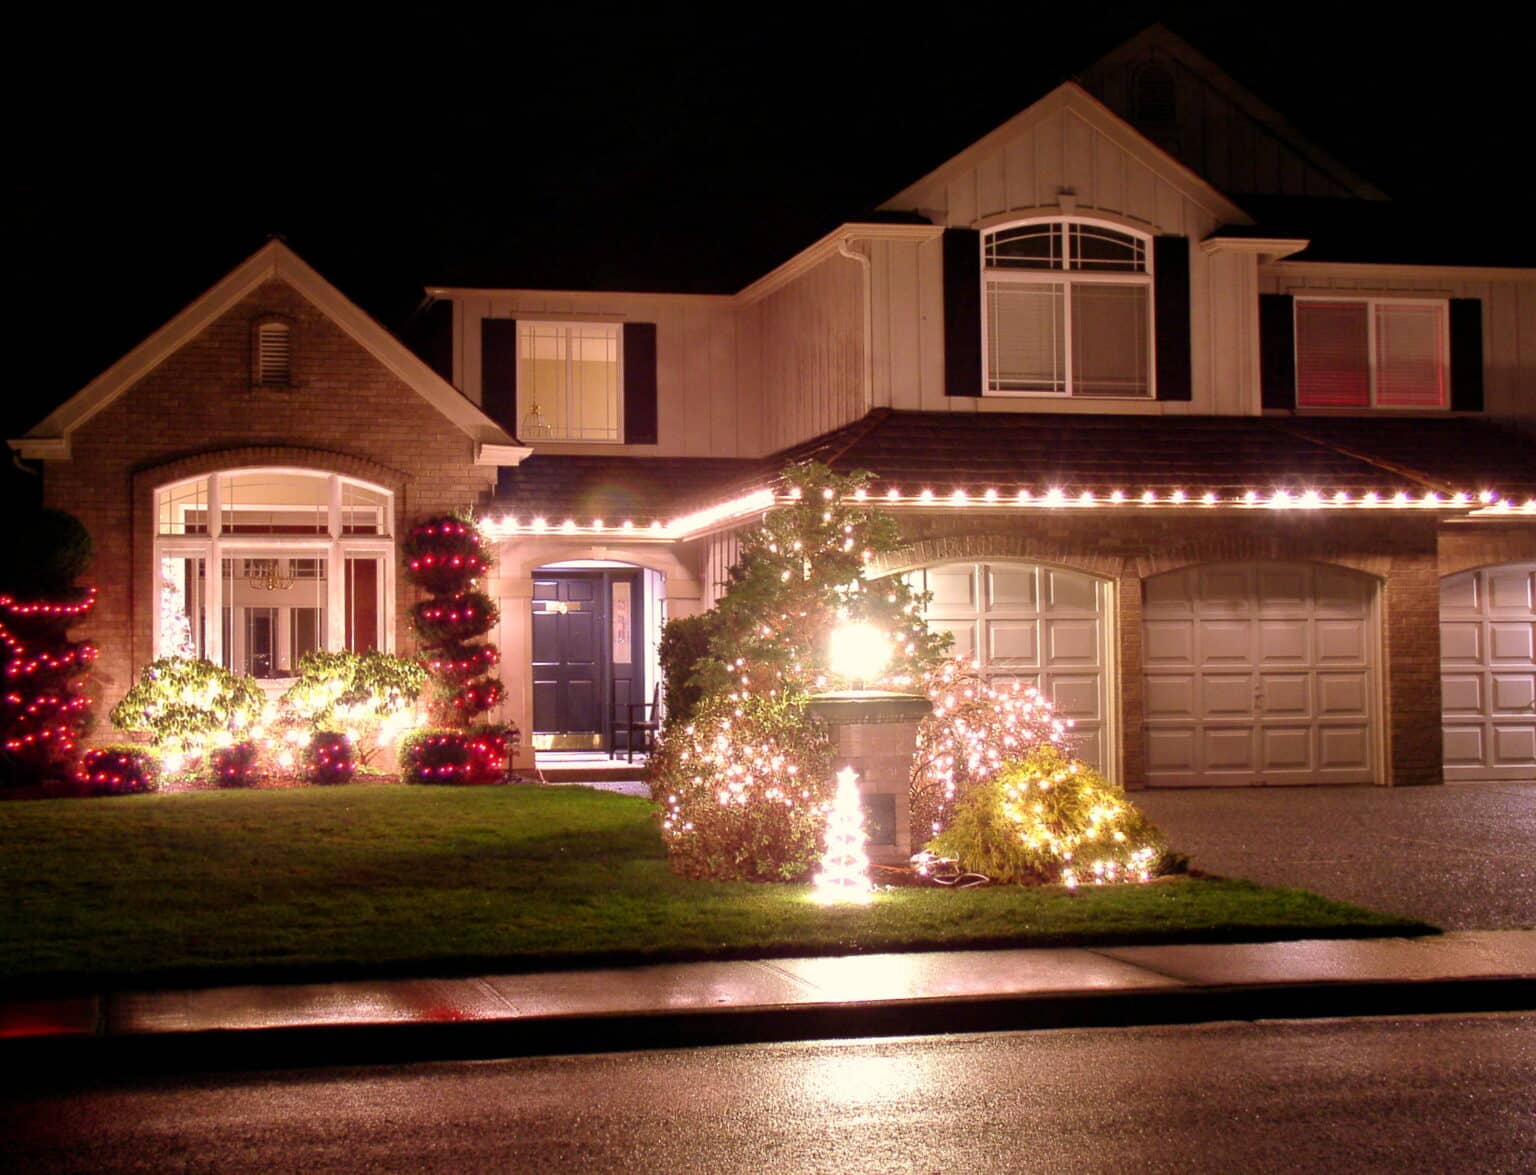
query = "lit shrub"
xmin=278 ymin=650 xmax=427 ymax=766
xmin=304 ymin=731 xmax=356 ymax=785
xmin=651 ymin=691 xmax=834 ymax=882
xmin=77 ymin=745 xmax=159 ymax=796
xmin=109 ymin=657 xmax=264 ymax=759
xmin=400 ymin=726 xmax=510 ymax=785
xmin=925 ymin=746 xmax=1168 ymax=886
xmin=208 ymin=740 xmax=264 ymax=788
xmin=909 ymin=659 xmax=1070 ymax=849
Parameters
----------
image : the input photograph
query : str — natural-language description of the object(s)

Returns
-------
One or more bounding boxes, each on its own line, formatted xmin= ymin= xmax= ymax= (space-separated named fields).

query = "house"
xmin=10 ymin=27 xmax=1535 ymax=789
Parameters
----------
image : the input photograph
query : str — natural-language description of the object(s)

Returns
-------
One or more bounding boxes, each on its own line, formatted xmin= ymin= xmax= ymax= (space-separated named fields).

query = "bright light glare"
xmin=828 ymin=622 xmax=892 ymax=685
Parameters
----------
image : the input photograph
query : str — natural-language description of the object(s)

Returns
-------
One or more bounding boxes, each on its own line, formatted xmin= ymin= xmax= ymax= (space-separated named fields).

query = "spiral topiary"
xmin=402 ymin=516 xmax=505 ymax=726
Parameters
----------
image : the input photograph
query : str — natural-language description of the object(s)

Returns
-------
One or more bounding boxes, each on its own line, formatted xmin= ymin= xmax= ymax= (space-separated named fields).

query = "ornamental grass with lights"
xmin=925 ymin=745 xmax=1170 ymax=886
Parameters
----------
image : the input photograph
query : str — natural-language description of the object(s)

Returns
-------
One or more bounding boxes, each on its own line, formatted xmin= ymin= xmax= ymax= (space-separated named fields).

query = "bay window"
xmin=154 ymin=470 xmax=393 ymax=679
xmin=983 ymin=219 xmax=1153 ymax=398
xmin=1295 ymin=298 xmax=1448 ymax=409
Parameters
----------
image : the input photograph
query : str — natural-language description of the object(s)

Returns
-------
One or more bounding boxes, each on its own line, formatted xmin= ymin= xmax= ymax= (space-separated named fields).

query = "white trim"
xmin=10 ymin=241 xmax=517 ymax=460
xmin=1268 ymin=260 xmax=1536 ymax=282
xmin=1201 ymin=236 xmax=1311 ymax=261
xmin=475 ymin=443 xmax=536 ymax=467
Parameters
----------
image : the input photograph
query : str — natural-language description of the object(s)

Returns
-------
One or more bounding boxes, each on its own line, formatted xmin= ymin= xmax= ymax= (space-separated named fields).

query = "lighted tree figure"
xmin=813 ymin=767 xmax=872 ymax=904
xmin=402 ymin=516 xmax=505 ymax=727
xmin=1 ymin=510 xmax=99 ymax=787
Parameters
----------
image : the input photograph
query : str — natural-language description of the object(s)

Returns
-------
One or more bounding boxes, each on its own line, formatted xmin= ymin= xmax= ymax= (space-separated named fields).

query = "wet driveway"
xmin=1136 ymin=781 xmax=1536 ymax=930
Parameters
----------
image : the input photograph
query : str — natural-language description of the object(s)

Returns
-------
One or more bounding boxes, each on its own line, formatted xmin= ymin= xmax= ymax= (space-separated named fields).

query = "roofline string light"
xmin=477 ymin=484 xmax=1531 ymax=543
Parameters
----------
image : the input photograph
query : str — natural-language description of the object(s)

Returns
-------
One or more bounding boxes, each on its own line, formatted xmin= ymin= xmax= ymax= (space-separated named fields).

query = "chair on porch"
xmin=615 ymin=682 xmax=662 ymax=763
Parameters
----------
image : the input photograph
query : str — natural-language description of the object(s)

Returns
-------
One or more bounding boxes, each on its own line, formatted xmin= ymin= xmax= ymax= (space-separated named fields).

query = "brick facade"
xmin=873 ymin=510 xmax=1446 ymax=788
xmin=42 ymin=279 xmax=496 ymax=715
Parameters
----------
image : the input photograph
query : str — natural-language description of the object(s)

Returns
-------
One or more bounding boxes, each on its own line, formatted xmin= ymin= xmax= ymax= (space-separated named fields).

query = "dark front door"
xmin=531 ymin=570 xmax=644 ymax=752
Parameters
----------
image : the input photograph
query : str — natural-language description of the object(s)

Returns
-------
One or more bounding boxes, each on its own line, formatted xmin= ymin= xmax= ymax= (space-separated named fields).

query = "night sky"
xmin=4 ymin=4 xmax=1523 ymax=455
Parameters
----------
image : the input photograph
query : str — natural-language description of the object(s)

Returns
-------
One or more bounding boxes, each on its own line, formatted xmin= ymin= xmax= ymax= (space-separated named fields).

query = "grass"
xmin=0 ymin=784 xmax=1432 ymax=994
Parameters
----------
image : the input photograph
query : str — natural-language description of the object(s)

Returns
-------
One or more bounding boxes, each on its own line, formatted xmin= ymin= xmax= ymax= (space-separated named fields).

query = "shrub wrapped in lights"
xmin=77 ymin=745 xmax=159 ymax=796
xmin=653 ymin=691 xmax=834 ymax=881
xmin=403 ymin=517 xmax=506 ymax=726
xmin=909 ymin=659 xmax=1071 ymax=848
xmin=209 ymin=740 xmax=264 ymax=788
xmin=109 ymin=657 xmax=264 ymax=768
xmin=278 ymin=650 xmax=426 ymax=766
xmin=925 ymin=745 xmax=1168 ymax=886
xmin=303 ymin=730 xmax=356 ymax=785
xmin=399 ymin=725 xmax=512 ymax=785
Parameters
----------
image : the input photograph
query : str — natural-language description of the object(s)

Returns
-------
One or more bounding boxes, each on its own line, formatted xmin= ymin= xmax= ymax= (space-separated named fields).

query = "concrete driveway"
xmin=1136 ymin=781 xmax=1536 ymax=931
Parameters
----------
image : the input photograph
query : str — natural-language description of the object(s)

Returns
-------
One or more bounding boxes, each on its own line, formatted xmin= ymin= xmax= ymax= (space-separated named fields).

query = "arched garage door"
xmin=1442 ymin=564 xmax=1536 ymax=780
xmin=905 ymin=562 xmax=1110 ymax=772
xmin=1143 ymin=563 xmax=1377 ymax=786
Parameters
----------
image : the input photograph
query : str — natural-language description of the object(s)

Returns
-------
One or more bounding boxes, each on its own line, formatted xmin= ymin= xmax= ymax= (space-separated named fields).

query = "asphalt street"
xmin=5 ymin=1013 xmax=1533 ymax=1173
xmin=1137 ymin=780 xmax=1536 ymax=929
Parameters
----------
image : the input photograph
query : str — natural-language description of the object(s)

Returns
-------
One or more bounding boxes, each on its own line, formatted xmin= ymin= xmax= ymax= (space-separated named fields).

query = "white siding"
xmin=701 ymin=529 xmax=742 ymax=609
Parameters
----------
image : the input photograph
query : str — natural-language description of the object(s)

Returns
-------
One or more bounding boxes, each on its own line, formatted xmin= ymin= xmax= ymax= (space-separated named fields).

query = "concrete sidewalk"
xmin=4 ymin=931 xmax=1536 ymax=1074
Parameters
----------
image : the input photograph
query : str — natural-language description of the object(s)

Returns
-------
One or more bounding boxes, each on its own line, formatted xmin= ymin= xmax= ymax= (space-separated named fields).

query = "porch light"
xmin=829 ymin=622 xmax=891 ymax=689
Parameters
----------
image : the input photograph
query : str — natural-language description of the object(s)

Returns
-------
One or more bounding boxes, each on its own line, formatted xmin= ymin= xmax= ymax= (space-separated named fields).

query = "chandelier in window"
xmin=520 ymin=391 xmax=553 ymax=441
xmin=246 ymin=559 xmax=295 ymax=592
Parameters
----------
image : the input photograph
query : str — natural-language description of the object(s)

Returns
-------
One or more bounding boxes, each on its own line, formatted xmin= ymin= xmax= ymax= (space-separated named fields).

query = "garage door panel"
xmin=986 ymin=566 xmax=1036 ymax=609
xmin=1314 ymin=568 xmax=1372 ymax=617
xmin=930 ymin=619 xmax=976 ymax=661
xmin=1260 ymin=673 xmax=1310 ymax=716
xmin=1261 ymin=727 xmax=1311 ymax=771
xmin=1491 ymin=673 xmax=1536 ymax=714
xmin=926 ymin=566 xmax=977 ymax=608
xmin=1318 ymin=672 xmax=1369 ymax=718
xmin=1443 ymin=726 xmax=1486 ymax=765
xmin=1203 ymin=727 xmax=1255 ymax=771
xmin=1144 ymin=619 xmax=1195 ymax=666
xmin=1050 ymin=675 xmax=1101 ymax=721
xmin=1046 ymin=619 xmax=1098 ymax=666
xmin=1256 ymin=567 xmax=1308 ymax=611
xmin=1198 ymin=568 xmax=1253 ymax=614
xmin=1487 ymin=569 xmax=1535 ymax=614
xmin=986 ymin=619 xmax=1039 ymax=667
xmin=1440 ymin=564 xmax=1536 ymax=780
xmin=1147 ymin=562 xmax=1377 ymax=787
xmin=1145 ymin=675 xmax=1196 ymax=719
xmin=1258 ymin=620 xmax=1309 ymax=664
xmin=1199 ymin=620 xmax=1253 ymax=665
xmin=1315 ymin=620 xmax=1367 ymax=665
xmin=1492 ymin=725 xmax=1536 ymax=766
xmin=1143 ymin=571 xmax=1193 ymax=615
xmin=1044 ymin=569 xmax=1099 ymax=614
xmin=1489 ymin=623 xmax=1534 ymax=663
xmin=1441 ymin=674 xmax=1484 ymax=715
xmin=1440 ymin=622 xmax=1482 ymax=663
xmin=1319 ymin=726 xmax=1371 ymax=770
xmin=1068 ymin=727 xmax=1105 ymax=770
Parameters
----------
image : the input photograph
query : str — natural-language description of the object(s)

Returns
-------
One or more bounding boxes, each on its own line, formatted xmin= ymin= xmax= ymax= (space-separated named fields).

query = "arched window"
xmin=153 ymin=469 xmax=394 ymax=679
xmin=982 ymin=219 xmax=1153 ymax=398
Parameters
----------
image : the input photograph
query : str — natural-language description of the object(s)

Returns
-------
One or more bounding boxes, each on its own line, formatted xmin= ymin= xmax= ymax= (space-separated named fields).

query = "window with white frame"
xmin=518 ymin=321 xmax=622 ymax=442
xmin=154 ymin=469 xmax=393 ymax=680
xmin=983 ymin=219 xmax=1153 ymax=398
xmin=1294 ymin=297 xmax=1448 ymax=409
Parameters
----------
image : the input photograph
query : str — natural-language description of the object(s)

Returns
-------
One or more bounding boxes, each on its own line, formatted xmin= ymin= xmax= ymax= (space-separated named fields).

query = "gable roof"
xmin=9 ymin=241 xmax=522 ymax=461
xmin=1077 ymin=24 xmax=1389 ymax=202
xmin=879 ymin=80 xmax=1250 ymax=227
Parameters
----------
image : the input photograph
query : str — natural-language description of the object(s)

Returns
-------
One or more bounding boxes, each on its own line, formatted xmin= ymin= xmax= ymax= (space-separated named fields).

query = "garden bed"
xmin=0 ymin=785 xmax=1433 ymax=995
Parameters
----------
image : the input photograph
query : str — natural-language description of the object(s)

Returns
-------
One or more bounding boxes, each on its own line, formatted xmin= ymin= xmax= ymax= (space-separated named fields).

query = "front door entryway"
xmin=531 ymin=569 xmax=643 ymax=753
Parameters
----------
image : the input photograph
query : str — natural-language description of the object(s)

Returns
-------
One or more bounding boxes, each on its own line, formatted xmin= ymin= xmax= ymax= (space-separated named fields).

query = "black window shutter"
xmin=1153 ymin=236 xmax=1192 ymax=401
xmin=623 ymin=322 xmax=659 ymax=444
xmin=1449 ymin=299 xmax=1484 ymax=412
xmin=481 ymin=318 xmax=519 ymax=433
xmin=943 ymin=228 xmax=982 ymax=396
xmin=1259 ymin=294 xmax=1296 ymax=410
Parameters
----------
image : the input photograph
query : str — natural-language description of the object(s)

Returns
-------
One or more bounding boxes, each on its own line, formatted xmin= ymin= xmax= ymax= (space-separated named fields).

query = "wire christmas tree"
xmin=813 ymin=767 xmax=873 ymax=903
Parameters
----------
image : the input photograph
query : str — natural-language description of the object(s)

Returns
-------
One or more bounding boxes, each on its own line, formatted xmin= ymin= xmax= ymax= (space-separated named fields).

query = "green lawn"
xmin=0 ymin=785 xmax=1431 ymax=993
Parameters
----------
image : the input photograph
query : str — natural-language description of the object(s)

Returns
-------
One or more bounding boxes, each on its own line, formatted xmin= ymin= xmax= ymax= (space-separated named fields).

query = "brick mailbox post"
xmin=805 ymin=691 xmax=933 ymax=866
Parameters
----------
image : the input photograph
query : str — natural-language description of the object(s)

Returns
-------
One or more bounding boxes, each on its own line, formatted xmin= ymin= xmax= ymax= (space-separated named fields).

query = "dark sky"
xmin=3 ymin=4 xmax=1522 ymax=445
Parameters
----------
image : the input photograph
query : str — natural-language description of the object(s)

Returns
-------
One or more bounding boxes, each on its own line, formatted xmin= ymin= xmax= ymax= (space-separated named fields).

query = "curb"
xmin=5 ymin=975 xmax=1534 ymax=1081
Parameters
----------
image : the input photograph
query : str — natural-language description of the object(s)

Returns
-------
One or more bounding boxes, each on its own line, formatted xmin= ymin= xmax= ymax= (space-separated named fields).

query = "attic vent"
xmin=1133 ymin=63 xmax=1177 ymax=126
xmin=256 ymin=322 xmax=292 ymax=386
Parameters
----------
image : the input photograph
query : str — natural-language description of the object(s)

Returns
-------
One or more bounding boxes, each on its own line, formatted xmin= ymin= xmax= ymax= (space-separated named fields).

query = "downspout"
xmin=836 ymin=235 xmax=875 ymax=414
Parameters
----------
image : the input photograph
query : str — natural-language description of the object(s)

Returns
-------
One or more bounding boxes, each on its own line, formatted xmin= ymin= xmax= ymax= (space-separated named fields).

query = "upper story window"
xmin=983 ymin=220 xmax=1153 ymax=398
xmin=254 ymin=320 xmax=293 ymax=386
xmin=518 ymin=321 xmax=622 ymax=442
xmin=1295 ymin=298 xmax=1448 ymax=409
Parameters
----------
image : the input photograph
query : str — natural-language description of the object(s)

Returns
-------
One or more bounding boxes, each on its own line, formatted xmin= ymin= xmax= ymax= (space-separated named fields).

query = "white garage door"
xmin=1143 ymin=563 xmax=1376 ymax=786
xmin=906 ymin=562 xmax=1110 ymax=773
xmin=1442 ymin=564 xmax=1536 ymax=781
